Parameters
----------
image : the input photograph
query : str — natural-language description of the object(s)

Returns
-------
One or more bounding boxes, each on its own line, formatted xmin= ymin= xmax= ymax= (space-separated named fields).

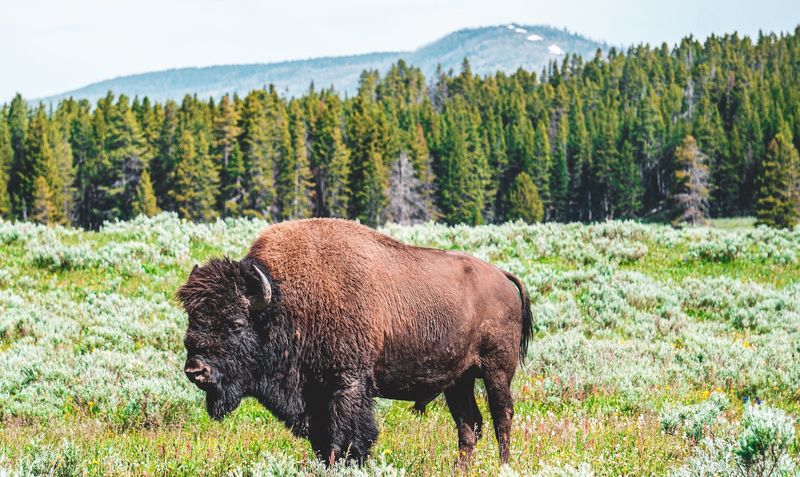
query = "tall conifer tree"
xmin=7 ymin=94 xmax=28 ymax=218
xmin=214 ymin=95 xmax=241 ymax=212
xmin=509 ymin=172 xmax=544 ymax=223
xmin=239 ymin=92 xmax=276 ymax=218
xmin=0 ymin=115 xmax=12 ymax=218
xmin=132 ymin=167 xmax=160 ymax=217
xmin=756 ymin=133 xmax=800 ymax=228
xmin=276 ymin=102 xmax=314 ymax=220
xmin=171 ymin=129 xmax=219 ymax=221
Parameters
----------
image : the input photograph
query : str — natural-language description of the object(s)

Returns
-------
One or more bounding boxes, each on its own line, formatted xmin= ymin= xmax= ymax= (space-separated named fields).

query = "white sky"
xmin=2 ymin=0 xmax=799 ymax=101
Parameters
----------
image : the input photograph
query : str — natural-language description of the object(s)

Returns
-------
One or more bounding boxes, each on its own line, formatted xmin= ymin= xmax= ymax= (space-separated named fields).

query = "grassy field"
xmin=0 ymin=214 xmax=798 ymax=476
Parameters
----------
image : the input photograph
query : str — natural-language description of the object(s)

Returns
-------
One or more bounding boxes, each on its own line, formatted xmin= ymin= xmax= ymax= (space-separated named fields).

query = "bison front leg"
xmin=309 ymin=378 xmax=378 ymax=465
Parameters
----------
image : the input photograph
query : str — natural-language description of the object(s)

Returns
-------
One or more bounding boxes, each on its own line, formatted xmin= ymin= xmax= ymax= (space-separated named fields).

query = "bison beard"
xmin=177 ymin=219 xmax=533 ymax=467
xmin=204 ymin=383 xmax=244 ymax=421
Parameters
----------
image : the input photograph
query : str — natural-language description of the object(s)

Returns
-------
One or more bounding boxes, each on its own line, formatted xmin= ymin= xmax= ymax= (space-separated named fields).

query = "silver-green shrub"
xmin=672 ymin=405 xmax=798 ymax=477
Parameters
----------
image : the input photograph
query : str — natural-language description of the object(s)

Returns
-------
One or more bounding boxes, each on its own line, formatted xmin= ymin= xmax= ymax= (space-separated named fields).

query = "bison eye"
xmin=228 ymin=319 xmax=247 ymax=331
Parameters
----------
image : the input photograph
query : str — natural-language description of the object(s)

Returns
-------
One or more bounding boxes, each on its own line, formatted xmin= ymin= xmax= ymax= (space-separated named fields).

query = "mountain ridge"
xmin=40 ymin=24 xmax=607 ymax=103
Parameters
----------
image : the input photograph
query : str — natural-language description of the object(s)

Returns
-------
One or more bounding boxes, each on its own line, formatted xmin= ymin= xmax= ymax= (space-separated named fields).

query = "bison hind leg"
xmin=483 ymin=367 xmax=515 ymax=464
xmin=444 ymin=375 xmax=483 ymax=469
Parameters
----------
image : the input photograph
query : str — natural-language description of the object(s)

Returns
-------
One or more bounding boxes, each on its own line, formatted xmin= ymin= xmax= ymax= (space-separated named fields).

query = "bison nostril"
xmin=184 ymin=361 xmax=212 ymax=384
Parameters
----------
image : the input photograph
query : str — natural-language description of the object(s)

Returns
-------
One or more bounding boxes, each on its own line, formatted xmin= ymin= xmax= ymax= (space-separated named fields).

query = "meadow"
xmin=0 ymin=214 xmax=798 ymax=476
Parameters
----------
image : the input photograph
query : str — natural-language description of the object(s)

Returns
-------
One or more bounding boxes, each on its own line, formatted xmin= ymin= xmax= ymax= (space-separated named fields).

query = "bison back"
xmin=247 ymin=219 xmax=524 ymax=396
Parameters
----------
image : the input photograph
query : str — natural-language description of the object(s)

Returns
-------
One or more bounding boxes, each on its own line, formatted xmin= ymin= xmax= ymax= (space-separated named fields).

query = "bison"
xmin=177 ymin=219 xmax=532 ymax=466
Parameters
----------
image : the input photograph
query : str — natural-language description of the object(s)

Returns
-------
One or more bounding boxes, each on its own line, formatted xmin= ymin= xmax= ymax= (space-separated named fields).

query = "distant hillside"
xmin=41 ymin=24 xmax=606 ymax=103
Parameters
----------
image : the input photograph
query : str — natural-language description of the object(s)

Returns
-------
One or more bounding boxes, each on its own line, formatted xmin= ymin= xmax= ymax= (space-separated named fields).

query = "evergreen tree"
xmin=508 ymin=172 xmax=544 ymax=223
xmin=568 ymin=96 xmax=593 ymax=221
xmin=137 ymin=97 xmax=161 ymax=164
xmin=324 ymin=125 xmax=352 ymax=218
xmin=723 ymin=98 xmax=750 ymax=216
xmin=531 ymin=119 xmax=552 ymax=209
xmin=214 ymin=95 xmax=241 ymax=212
xmin=49 ymin=117 xmax=75 ymax=223
xmin=311 ymin=97 xmax=351 ymax=218
xmin=101 ymin=95 xmax=148 ymax=220
xmin=71 ymin=100 xmax=102 ymax=228
xmin=466 ymin=108 xmax=491 ymax=222
xmin=221 ymin=142 xmax=245 ymax=216
xmin=131 ymin=167 xmax=160 ymax=217
xmin=151 ymin=100 xmax=179 ymax=212
xmin=171 ymin=129 xmax=219 ymax=221
xmin=7 ymin=94 xmax=28 ymax=218
xmin=636 ymin=90 xmax=665 ymax=212
xmin=347 ymin=93 xmax=391 ymax=224
xmin=0 ymin=115 xmax=12 ymax=218
xmin=694 ymin=95 xmax=727 ymax=215
xmin=239 ymin=91 xmax=276 ymax=218
xmin=32 ymin=176 xmax=58 ymax=225
xmin=486 ymin=110 xmax=508 ymax=219
xmin=593 ymin=108 xmax=620 ymax=219
xmin=25 ymin=106 xmax=67 ymax=224
xmin=356 ymin=144 xmax=389 ymax=225
xmin=551 ymin=113 xmax=570 ymax=220
xmin=611 ymin=140 xmax=643 ymax=218
xmin=755 ymin=133 xmax=800 ymax=228
xmin=672 ymin=135 xmax=711 ymax=225
xmin=276 ymin=102 xmax=314 ymax=219
xmin=505 ymin=93 xmax=535 ymax=191
xmin=438 ymin=99 xmax=489 ymax=225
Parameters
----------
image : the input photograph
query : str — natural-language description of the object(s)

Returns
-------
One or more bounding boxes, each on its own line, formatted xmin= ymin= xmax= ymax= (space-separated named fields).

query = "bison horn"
xmin=251 ymin=264 xmax=272 ymax=311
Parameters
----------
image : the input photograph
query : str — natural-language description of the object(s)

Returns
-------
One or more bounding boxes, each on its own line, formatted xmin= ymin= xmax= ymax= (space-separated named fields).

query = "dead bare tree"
xmin=388 ymin=152 xmax=436 ymax=224
xmin=672 ymin=135 xmax=710 ymax=226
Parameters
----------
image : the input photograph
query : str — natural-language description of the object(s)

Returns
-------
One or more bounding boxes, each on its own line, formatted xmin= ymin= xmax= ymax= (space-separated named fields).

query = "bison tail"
xmin=505 ymin=272 xmax=533 ymax=364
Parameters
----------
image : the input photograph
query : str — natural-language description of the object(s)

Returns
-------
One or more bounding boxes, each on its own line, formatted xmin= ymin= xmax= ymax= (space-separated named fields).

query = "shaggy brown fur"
xmin=178 ymin=218 xmax=532 ymax=466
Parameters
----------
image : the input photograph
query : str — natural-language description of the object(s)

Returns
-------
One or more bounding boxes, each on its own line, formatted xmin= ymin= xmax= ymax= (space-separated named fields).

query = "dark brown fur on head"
xmin=177 ymin=257 xmax=306 ymax=427
xmin=177 ymin=258 xmax=247 ymax=317
xmin=176 ymin=257 xmax=274 ymax=420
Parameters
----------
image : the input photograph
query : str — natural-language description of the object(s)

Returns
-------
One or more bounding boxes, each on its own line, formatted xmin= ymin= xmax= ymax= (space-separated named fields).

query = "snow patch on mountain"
xmin=527 ymin=34 xmax=543 ymax=42
xmin=514 ymin=27 xmax=527 ymax=34
xmin=548 ymin=44 xmax=564 ymax=55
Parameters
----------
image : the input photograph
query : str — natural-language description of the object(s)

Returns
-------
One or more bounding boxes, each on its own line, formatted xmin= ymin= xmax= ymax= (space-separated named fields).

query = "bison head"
xmin=176 ymin=257 xmax=273 ymax=420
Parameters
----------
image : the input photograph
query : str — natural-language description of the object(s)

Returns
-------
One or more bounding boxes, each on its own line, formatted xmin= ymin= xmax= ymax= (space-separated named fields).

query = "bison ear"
xmin=246 ymin=262 xmax=272 ymax=312
xmin=189 ymin=264 xmax=199 ymax=279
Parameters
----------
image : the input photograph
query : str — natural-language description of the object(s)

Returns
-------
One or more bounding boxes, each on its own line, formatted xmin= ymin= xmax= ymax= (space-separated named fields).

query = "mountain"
xmin=41 ymin=24 xmax=606 ymax=103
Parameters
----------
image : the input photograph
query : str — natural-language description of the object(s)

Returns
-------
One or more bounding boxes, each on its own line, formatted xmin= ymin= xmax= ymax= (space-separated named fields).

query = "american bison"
xmin=177 ymin=219 xmax=532 ymax=465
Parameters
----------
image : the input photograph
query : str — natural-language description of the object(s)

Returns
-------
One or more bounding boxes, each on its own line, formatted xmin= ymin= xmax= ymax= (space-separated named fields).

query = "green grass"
xmin=0 ymin=398 xmax=690 ymax=476
xmin=623 ymin=237 xmax=800 ymax=286
xmin=709 ymin=217 xmax=758 ymax=230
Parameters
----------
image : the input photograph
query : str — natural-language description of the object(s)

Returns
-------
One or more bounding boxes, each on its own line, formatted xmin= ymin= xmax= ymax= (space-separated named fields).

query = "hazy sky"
xmin=2 ymin=0 xmax=799 ymax=101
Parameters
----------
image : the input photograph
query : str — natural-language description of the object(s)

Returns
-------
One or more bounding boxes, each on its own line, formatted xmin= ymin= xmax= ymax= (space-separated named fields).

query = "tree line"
xmin=1 ymin=27 xmax=799 ymax=229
